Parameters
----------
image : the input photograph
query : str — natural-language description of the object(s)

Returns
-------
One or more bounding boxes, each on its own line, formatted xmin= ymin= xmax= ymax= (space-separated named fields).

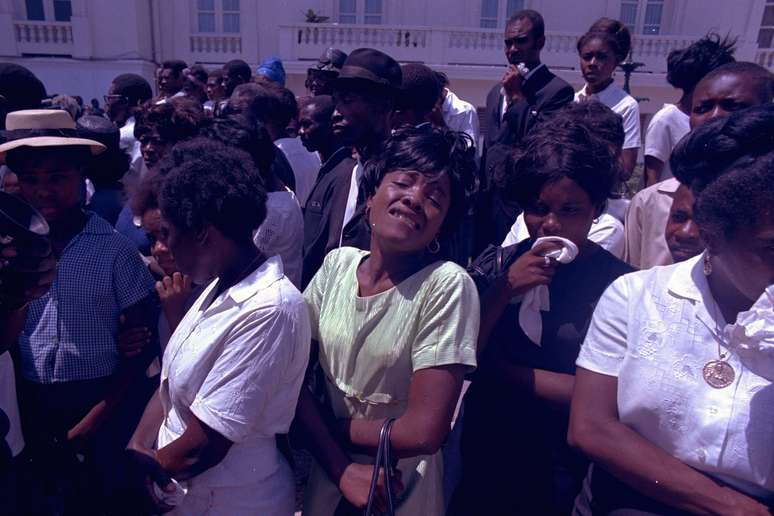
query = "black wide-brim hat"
xmin=333 ymin=48 xmax=402 ymax=92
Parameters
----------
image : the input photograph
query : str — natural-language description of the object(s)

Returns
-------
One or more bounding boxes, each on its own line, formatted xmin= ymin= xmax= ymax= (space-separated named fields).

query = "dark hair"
xmin=666 ymin=33 xmax=736 ymax=92
xmin=671 ymin=105 xmax=774 ymax=243
xmin=227 ymin=82 xmax=284 ymax=125
xmin=671 ymin=104 xmax=774 ymax=242
xmin=500 ymin=118 xmax=619 ymax=207
xmin=578 ymin=18 xmax=632 ymax=64
xmin=111 ymin=73 xmax=153 ymax=107
xmin=161 ymin=60 xmax=187 ymax=77
xmin=0 ymin=63 xmax=46 ymax=128
xmin=208 ymin=68 xmax=225 ymax=80
xmin=361 ymin=126 xmax=477 ymax=238
xmin=77 ymin=114 xmax=131 ymax=186
xmin=159 ymin=139 xmax=268 ymax=243
xmin=223 ymin=59 xmax=252 ymax=82
xmin=131 ymin=172 xmax=163 ymax=217
xmin=199 ymin=114 xmax=275 ymax=177
xmin=6 ymin=145 xmax=91 ymax=173
xmin=697 ymin=61 xmax=774 ymax=103
xmin=298 ymin=94 xmax=334 ymax=117
xmin=506 ymin=9 xmax=545 ymax=39
xmin=187 ymin=65 xmax=209 ymax=84
xmin=434 ymin=71 xmax=449 ymax=89
xmin=134 ymin=97 xmax=203 ymax=144
xmin=558 ymin=100 xmax=624 ymax=152
xmin=275 ymin=87 xmax=298 ymax=128
xmin=398 ymin=63 xmax=442 ymax=118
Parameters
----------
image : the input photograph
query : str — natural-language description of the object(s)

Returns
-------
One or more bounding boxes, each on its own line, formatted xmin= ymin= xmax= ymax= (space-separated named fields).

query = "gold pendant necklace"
xmin=702 ymin=295 xmax=736 ymax=389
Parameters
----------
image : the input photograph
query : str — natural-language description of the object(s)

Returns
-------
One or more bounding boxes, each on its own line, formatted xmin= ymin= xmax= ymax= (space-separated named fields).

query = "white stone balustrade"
xmin=279 ymin=23 xmax=699 ymax=74
xmin=14 ymin=20 xmax=73 ymax=55
xmin=190 ymin=34 xmax=243 ymax=60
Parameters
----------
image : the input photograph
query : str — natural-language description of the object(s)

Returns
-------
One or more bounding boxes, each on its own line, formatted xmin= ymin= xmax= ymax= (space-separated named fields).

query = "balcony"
xmin=14 ymin=20 xmax=73 ymax=56
xmin=278 ymin=23 xmax=697 ymax=75
xmin=756 ymin=48 xmax=774 ymax=70
xmin=189 ymin=34 xmax=243 ymax=62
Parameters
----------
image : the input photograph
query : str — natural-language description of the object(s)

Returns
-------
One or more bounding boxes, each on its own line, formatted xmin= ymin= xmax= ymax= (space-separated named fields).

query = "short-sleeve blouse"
xmin=302 ymin=247 xmax=479 ymax=515
xmin=577 ymin=254 xmax=774 ymax=499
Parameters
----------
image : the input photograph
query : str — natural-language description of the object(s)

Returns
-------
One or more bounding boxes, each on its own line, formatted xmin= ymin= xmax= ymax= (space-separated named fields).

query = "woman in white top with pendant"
xmin=126 ymin=141 xmax=310 ymax=516
xmin=574 ymin=18 xmax=640 ymax=182
xmin=569 ymin=105 xmax=774 ymax=515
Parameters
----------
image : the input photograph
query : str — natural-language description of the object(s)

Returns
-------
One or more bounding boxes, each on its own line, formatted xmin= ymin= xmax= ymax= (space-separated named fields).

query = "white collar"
xmin=199 ymin=255 xmax=285 ymax=312
xmin=666 ymin=253 xmax=706 ymax=303
xmin=576 ymin=80 xmax=623 ymax=104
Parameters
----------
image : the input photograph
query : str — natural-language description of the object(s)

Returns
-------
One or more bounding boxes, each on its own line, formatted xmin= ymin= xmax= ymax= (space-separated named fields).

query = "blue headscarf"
xmin=256 ymin=56 xmax=286 ymax=86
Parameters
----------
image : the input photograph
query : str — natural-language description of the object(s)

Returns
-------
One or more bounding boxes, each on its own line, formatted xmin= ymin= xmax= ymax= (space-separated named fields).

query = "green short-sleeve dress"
xmin=302 ymin=247 xmax=479 ymax=516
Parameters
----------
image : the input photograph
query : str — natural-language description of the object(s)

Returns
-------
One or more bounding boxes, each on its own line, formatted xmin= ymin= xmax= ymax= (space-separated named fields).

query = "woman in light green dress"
xmin=296 ymin=126 xmax=480 ymax=516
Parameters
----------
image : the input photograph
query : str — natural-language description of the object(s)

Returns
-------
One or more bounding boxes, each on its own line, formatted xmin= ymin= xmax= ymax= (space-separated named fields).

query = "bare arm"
xmin=127 ymin=388 xmax=164 ymax=453
xmin=620 ymin=148 xmax=638 ymax=183
xmin=155 ymin=415 xmax=232 ymax=481
xmin=568 ymin=368 xmax=770 ymax=516
xmin=492 ymin=360 xmax=574 ymax=408
xmin=340 ymin=365 xmax=465 ymax=457
xmin=68 ymin=296 xmax=159 ymax=446
xmin=644 ymin=155 xmax=665 ymax=188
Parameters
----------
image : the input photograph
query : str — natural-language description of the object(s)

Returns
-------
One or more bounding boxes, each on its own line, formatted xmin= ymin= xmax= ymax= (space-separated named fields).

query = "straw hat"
xmin=0 ymin=109 xmax=106 ymax=156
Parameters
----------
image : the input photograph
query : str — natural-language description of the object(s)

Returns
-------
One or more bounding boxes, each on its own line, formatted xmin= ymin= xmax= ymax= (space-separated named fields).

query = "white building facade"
xmin=0 ymin=0 xmax=771 ymax=124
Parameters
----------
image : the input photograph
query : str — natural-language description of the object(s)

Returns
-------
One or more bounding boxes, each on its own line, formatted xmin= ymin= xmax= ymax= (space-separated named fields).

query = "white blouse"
xmin=577 ymin=254 xmax=774 ymax=499
xmin=157 ymin=256 xmax=311 ymax=515
xmin=253 ymin=189 xmax=304 ymax=288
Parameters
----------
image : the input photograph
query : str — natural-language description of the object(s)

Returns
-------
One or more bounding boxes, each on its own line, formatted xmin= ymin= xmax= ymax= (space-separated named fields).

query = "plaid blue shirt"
xmin=18 ymin=212 xmax=156 ymax=384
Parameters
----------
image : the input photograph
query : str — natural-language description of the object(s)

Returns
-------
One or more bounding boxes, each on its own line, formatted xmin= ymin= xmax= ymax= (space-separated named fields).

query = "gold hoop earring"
xmin=703 ymin=253 xmax=713 ymax=276
xmin=427 ymin=236 xmax=440 ymax=254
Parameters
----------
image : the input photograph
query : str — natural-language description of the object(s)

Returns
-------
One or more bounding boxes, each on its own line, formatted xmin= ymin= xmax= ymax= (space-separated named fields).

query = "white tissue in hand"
xmin=519 ymin=237 xmax=579 ymax=345
xmin=153 ymin=478 xmax=188 ymax=507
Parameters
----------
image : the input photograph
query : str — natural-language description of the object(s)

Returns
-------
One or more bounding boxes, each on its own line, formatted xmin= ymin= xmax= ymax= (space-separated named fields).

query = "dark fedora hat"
xmin=315 ymin=48 xmax=347 ymax=73
xmin=334 ymin=48 xmax=402 ymax=91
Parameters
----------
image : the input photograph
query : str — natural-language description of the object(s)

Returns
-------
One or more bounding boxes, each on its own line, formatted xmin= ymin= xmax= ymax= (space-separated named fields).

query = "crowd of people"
xmin=0 ymin=7 xmax=772 ymax=516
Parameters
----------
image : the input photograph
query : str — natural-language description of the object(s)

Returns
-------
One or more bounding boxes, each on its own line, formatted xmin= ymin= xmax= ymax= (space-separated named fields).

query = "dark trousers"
xmin=16 ymin=375 xmax=157 ymax=516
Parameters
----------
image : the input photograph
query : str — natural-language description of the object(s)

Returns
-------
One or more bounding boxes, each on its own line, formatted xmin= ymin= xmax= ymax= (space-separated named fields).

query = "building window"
xmin=222 ymin=0 xmax=240 ymax=32
xmin=642 ymin=0 xmax=663 ymax=34
xmin=197 ymin=0 xmax=216 ymax=32
xmin=338 ymin=0 xmax=381 ymax=24
xmin=25 ymin=0 xmax=45 ymax=20
xmin=196 ymin=0 xmax=240 ymax=33
xmin=481 ymin=0 xmax=525 ymax=29
xmin=53 ymin=0 xmax=71 ymax=22
xmin=619 ymin=0 xmax=663 ymax=35
xmin=758 ymin=0 xmax=774 ymax=48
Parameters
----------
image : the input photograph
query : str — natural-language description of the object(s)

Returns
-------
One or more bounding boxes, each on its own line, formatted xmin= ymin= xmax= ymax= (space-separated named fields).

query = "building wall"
xmin=0 ymin=0 xmax=768 ymax=114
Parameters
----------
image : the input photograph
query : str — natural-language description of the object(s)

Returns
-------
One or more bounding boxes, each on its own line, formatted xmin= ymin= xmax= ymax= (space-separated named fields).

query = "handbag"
xmin=364 ymin=417 xmax=397 ymax=516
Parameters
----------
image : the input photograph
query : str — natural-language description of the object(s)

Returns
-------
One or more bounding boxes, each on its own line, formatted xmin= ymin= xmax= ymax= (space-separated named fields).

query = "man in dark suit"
xmin=301 ymin=48 xmax=401 ymax=288
xmin=476 ymin=9 xmax=574 ymax=252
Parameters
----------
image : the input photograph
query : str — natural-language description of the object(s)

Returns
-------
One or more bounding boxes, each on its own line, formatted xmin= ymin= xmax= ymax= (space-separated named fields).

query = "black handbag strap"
xmin=365 ymin=417 xmax=397 ymax=516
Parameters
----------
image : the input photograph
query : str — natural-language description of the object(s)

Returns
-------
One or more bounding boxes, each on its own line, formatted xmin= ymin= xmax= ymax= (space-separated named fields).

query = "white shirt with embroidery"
xmin=577 ymin=254 xmax=774 ymax=499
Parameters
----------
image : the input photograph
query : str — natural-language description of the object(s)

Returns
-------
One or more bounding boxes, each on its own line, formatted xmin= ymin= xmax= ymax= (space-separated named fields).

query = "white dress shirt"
xmin=442 ymin=89 xmax=480 ymax=149
xmin=623 ymin=177 xmax=680 ymax=269
xmin=119 ymin=116 xmax=145 ymax=188
xmin=575 ymin=82 xmax=641 ymax=150
xmin=502 ymin=212 xmax=625 ymax=259
xmin=253 ymin=189 xmax=304 ymax=288
xmin=340 ymin=160 xmax=364 ymax=245
xmin=157 ymin=256 xmax=311 ymax=515
xmin=644 ymin=103 xmax=691 ymax=181
xmin=275 ymin=136 xmax=322 ymax=208
xmin=577 ymin=255 xmax=774 ymax=499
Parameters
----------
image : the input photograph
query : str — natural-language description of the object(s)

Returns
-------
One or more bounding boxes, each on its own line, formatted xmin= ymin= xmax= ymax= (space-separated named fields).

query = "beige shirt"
xmin=623 ymin=178 xmax=680 ymax=270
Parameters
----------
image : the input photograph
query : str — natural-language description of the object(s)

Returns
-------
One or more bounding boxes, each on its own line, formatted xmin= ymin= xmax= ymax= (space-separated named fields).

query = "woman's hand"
xmin=125 ymin=448 xmax=176 ymax=514
xmin=721 ymin=487 xmax=772 ymax=516
xmin=156 ymin=272 xmax=192 ymax=329
xmin=338 ymin=462 xmax=404 ymax=513
xmin=117 ymin=322 xmax=151 ymax=359
xmin=500 ymin=241 xmax=560 ymax=298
